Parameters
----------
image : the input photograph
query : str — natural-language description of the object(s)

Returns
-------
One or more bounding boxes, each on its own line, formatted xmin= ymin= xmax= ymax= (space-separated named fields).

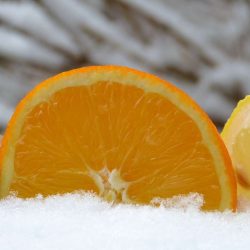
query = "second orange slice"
xmin=0 ymin=66 xmax=236 ymax=211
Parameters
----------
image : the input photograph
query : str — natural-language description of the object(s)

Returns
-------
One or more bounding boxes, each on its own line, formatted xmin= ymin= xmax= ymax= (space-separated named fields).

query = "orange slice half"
xmin=0 ymin=66 xmax=236 ymax=211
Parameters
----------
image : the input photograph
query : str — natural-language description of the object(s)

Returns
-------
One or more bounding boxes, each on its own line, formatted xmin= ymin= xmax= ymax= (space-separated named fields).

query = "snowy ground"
xmin=0 ymin=193 xmax=249 ymax=250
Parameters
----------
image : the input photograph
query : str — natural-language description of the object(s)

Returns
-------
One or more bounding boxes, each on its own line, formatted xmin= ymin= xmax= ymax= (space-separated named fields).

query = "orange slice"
xmin=222 ymin=96 xmax=250 ymax=202
xmin=0 ymin=66 xmax=236 ymax=211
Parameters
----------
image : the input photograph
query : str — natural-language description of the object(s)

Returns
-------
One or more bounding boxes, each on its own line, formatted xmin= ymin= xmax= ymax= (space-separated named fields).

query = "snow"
xmin=0 ymin=193 xmax=249 ymax=250
xmin=0 ymin=27 xmax=66 ymax=68
xmin=0 ymin=1 xmax=78 ymax=55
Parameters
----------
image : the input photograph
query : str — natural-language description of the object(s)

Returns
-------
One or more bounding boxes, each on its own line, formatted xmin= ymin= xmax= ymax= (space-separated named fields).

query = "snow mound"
xmin=0 ymin=193 xmax=249 ymax=250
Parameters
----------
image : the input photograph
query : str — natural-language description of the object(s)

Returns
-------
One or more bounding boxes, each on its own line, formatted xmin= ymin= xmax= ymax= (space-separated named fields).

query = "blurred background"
xmin=1 ymin=0 xmax=250 ymax=133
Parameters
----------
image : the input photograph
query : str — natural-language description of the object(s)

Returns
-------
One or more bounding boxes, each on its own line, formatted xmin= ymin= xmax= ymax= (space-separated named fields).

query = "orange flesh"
xmin=11 ymin=81 xmax=220 ymax=210
xmin=232 ymin=129 xmax=250 ymax=192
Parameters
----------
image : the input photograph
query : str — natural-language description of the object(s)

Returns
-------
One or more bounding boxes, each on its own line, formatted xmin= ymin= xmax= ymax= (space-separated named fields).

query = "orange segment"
xmin=0 ymin=66 xmax=236 ymax=211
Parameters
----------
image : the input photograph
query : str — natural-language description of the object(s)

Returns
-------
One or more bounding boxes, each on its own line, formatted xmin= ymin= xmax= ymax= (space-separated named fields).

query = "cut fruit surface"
xmin=222 ymin=95 xmax=250 ymax=202
xmin=0 ymin=66 xmax=236 ymax=211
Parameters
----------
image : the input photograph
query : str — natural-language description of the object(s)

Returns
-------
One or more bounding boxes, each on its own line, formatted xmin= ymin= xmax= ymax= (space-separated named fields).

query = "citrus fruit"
xmin=222 ymin=95 xmax=250 ymax=202
xmin=0 ymin=66 xmax=236 ymax=211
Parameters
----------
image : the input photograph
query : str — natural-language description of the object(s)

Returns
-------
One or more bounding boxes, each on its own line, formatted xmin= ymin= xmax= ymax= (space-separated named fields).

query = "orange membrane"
xmin=11 ymin=82 xmax=220 ymax=210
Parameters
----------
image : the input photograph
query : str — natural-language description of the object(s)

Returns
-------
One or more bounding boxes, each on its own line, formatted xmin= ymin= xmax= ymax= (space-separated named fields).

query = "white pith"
xmin=88 ymin=167 xmax=130 ymax=203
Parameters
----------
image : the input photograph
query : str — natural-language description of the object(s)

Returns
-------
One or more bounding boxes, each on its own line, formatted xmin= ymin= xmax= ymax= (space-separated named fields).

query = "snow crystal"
xmin=0 ymin=193 xmax=249 ymax=250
